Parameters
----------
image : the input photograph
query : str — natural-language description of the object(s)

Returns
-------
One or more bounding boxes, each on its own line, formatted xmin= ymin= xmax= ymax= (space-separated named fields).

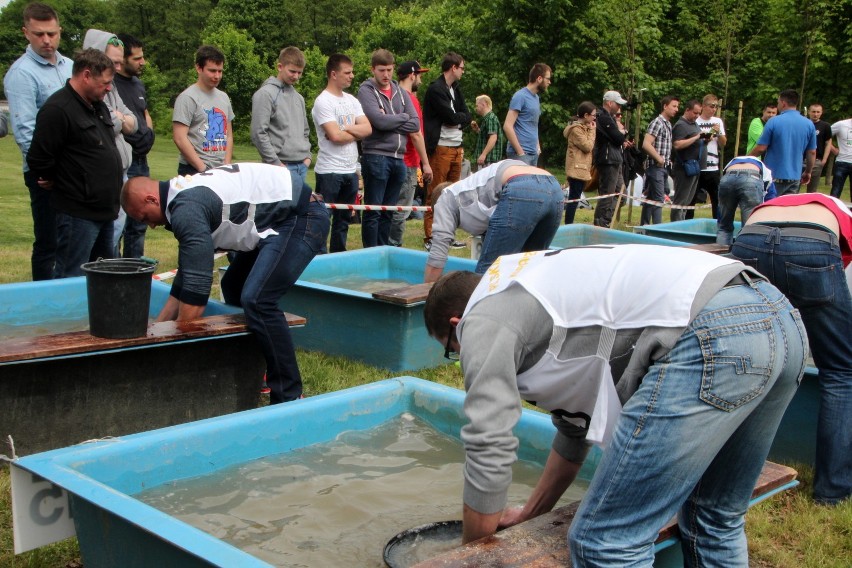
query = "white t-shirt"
xmin=696 ymin=115 xmax=726 ymax=171
xmin=831 ymin=119 xmax=852 ymax=164
xmin=311 ymin=90 xmax=365 ymax=174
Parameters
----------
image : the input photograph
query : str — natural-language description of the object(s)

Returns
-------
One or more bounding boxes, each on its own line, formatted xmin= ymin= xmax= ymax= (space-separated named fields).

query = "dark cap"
xmin=397 ymin=60 xmax=430 ymax=78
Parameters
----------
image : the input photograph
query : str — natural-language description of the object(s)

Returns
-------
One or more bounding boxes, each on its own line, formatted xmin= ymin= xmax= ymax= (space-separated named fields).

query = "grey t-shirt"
xmin=172 ymin=84 xmax=235 ymax=169
xmin=673 ymin=117 xmax=702 ymax=164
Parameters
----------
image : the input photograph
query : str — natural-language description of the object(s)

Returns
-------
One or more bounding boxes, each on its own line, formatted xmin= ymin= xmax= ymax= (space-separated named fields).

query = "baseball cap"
xmin=397 ymin=61 xmax=430 ymax=78
xmin=603 ymin=90 xmax=628 ymax=105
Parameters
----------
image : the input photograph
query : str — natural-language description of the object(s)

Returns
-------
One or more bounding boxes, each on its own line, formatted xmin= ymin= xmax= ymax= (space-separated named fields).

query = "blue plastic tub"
xmin=0 ymin=277 xmax=266 ymax=455
xmin=287 ymin=247 xmax=476 ymax=371
xmin=11 ymin=377 xmax=798 ymax=567
xmin=633 ymin=219 xmax=741 ymax=244
xmin=549 ymin=224 xmax=690 ymax=249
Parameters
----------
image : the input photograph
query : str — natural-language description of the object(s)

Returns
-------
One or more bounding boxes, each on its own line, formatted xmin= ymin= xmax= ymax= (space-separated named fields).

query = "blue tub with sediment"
xmin=633 ymin=218 xmax=741 ymax=244
xmin=287 ymin=247 xmax=476 ymax=371
xmin=549 ymin=224 xmax=691 ymax=249
xmin=10 ymin=377 xmax=798 ymax=567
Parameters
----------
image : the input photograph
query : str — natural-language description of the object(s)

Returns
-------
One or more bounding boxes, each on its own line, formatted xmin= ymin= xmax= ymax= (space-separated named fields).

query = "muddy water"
xmin=316 ymin=276 xmax=415 ymax=294
xmin=136 ymin=414 xmax=588 ymax=567
xmin=0 ymin=318 xmax=90 ymax=341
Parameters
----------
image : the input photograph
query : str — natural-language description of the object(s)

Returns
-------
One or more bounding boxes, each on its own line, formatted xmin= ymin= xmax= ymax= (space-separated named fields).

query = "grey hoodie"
xmin=82 ymin=29 xmax=136 ymax=172
xmin=356 ymin=79 xmax=419 ymax=159
xmin=250 ymin=77 xmax=311 ymax=165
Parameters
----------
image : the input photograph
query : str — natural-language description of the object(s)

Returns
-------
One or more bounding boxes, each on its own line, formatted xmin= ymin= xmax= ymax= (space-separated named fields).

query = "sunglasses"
xmin=443 ymin=323 xmax=459 ymax=361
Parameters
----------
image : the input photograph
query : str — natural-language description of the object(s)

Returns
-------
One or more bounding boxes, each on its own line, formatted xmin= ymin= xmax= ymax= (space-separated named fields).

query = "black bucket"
xmin=81 ymin=258 xmax=158 ymax=339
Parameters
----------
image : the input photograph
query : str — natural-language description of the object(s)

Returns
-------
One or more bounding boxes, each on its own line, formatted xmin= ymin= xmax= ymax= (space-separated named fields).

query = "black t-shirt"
xmin=813 ymin=120 xmax=832 ymax=158
xmin=113 ymin=73 xmax=155 ymax=156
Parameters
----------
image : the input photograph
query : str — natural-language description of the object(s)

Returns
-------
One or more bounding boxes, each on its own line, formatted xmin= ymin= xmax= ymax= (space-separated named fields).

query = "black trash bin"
xmin=81 ymin=258 xmax=158 ymax=339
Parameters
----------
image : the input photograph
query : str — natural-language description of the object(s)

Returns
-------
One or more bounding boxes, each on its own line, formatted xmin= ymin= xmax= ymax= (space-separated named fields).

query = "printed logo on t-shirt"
xmin=201 ymin=107 xmax=229 ymax=153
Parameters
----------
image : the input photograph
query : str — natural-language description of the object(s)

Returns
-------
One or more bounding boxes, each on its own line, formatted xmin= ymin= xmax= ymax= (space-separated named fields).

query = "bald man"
xmin=122 ymin=163 xmax=329 ymax=404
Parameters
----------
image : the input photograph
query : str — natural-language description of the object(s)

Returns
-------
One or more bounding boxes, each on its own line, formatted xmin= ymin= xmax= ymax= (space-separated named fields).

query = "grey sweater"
xmin=82 ymin=29 xmax=137 ymax=171
xmin=456 ymin=264 xmax=743 ymax=514
xmin=356 ymin=79 xmax=419 ymax=159
xmin=250 ymin=77 xmax=311 ymax=165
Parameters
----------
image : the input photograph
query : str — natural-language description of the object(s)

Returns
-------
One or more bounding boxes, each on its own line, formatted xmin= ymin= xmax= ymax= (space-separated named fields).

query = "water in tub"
xmin=136 ymin=413 xmax=588 ymax=566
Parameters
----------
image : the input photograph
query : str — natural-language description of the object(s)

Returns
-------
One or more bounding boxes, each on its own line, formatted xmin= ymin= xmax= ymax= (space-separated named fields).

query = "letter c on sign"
xmin=29 ymin=476 xmax=64 ymax=526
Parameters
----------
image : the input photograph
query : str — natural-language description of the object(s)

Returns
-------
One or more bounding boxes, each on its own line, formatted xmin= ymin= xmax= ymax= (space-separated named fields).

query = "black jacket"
xmin=593 ymin=107 xmax=627 ymax=166
xmin=422 ymin=75 xmax=471 ymax=155
xmin=28 ymin=82 xmax=123 ymax=221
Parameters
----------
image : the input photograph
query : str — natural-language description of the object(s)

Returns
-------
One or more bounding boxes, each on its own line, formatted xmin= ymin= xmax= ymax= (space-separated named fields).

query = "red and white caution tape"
xmin=563 ymin=191 xmax=712 ymax=210
xmin=324 ymin=203 xmax=431 ymax=212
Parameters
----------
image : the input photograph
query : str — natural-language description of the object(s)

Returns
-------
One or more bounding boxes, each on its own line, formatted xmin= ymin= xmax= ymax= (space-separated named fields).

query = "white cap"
xmin=603 ymin=90 xmax=628 ymax=105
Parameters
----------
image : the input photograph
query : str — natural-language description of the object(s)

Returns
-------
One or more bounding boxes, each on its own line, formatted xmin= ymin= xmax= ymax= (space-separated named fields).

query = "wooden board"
xmin=372 ymin=282 xmax=434 ymax=305
xmin=413 ymin=461 xmax=797 ymax=567
xmin=687 ymin=243 xmax=731 ymax=255
xmin=0 ymin=312 xmax=306 ymax=364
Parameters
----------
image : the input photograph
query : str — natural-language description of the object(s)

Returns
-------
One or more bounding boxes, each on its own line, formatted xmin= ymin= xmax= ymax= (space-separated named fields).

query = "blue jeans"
xmin=390 ymin=166 xmax=419 ymax=246
xmin=316 ymin=171 xmax=359 ymax=253
xmin=54 ymin=213 xmax=114 ymax=278
xmin=120 ymin=156 xmax=150 ymax=258
xmin=715 ymin=171 xmax=764 ymax=246
xmin=476 ymin=174 xmax=562 ymax=274
xmin=220 ymin=200 xmax=330 ymax=404
xmin=361 ymin=154 xmax=406 ymax=247
xmin=24 ymin=169 xmax=58 ymax=280
xmin=774 ymin=178 xmax=801 ymax=196
xmin=732 ymin=225 xmax=852 ymax=504
xmin=829 ymin=160 xmax=852 ymax=199
xmin=177 ymin=162 xmax=201 ymax=176
xmin=507 ymin=150 xmax=539 ymax=166
xmin=564 ymin=177 xmax=586 ymax=224
xmin=640 ymin=164 xmax=667 ymax=225
xmin=570 ymin=279 xmax=807 ymax=567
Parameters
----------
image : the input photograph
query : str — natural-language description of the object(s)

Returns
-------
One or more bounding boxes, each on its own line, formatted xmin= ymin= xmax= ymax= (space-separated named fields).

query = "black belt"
xmin=725 ymin=170 xmax=761 ymax=179
xmin=309 ymin=193 xmax=323 ymax=203
xmin=740 ymin=222 xmax=836 ymax=245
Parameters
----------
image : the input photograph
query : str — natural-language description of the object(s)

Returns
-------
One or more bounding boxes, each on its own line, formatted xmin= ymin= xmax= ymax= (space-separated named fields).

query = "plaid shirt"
xmin=474 ymin=111 xmax=505 ymax=165
xmin=646 ymin=114 xmax=673 ymax=165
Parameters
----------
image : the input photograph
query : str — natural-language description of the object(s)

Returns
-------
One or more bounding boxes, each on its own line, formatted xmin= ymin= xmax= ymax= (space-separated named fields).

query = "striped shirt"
xmin=647 ymin=114 xmax=673 ymax=165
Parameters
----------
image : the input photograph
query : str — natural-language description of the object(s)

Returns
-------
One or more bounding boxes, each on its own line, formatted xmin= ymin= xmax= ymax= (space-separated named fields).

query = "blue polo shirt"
xmin=505 ymin=87 xmax=540 ymax=156
xmin=757 ymin=109 xmax=816 ymax=180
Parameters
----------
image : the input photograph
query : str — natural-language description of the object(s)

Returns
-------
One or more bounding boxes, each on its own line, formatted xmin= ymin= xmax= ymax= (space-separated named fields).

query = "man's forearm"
xmin=462 ymin=504 xmax=502 ymax=544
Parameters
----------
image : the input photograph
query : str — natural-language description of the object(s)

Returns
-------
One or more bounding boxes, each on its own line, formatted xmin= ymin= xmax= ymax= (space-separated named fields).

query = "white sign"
xmin=11 ymin=464 xmax=76 ymax=554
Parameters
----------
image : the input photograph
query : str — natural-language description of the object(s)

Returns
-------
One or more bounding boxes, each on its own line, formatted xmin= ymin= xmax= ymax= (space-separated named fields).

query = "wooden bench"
xmin=414 ymin=461 xmax=796 ymax=567
xmin=0 ymin=312 xmax=306 ymax=364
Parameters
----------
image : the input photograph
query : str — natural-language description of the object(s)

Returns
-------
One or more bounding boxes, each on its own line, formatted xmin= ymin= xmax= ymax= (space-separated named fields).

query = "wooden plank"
xmin=0 ymin=312 xmax=306 ymax=364
xmin=414 ymin=461 xmax=797 ymax=567
xmin=372 ymin=282 xmax=434 ymax=305
xmin=687 ymin=243 xmax=731 ymax=255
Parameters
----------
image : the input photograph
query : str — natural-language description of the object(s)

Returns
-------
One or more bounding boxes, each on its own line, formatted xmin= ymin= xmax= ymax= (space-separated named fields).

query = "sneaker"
xmin=424 ymin=239 xmax=432 ymax=251
xmin=261 ymin=373 xmax=271 ymax=395
xmin=450 ymin=240 xmax=466 ymax=249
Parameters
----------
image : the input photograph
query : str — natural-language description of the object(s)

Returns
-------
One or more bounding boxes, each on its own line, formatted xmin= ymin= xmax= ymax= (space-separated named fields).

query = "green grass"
xmin=1 ymin=135 xmax=849 ymax=567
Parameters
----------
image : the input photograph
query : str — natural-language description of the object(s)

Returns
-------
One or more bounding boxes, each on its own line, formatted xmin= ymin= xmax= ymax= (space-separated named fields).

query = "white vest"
xmin=459 ymin=246 xmax=740 ymax=446
xmin=166 ymin=163 xmax=294 ymax=251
